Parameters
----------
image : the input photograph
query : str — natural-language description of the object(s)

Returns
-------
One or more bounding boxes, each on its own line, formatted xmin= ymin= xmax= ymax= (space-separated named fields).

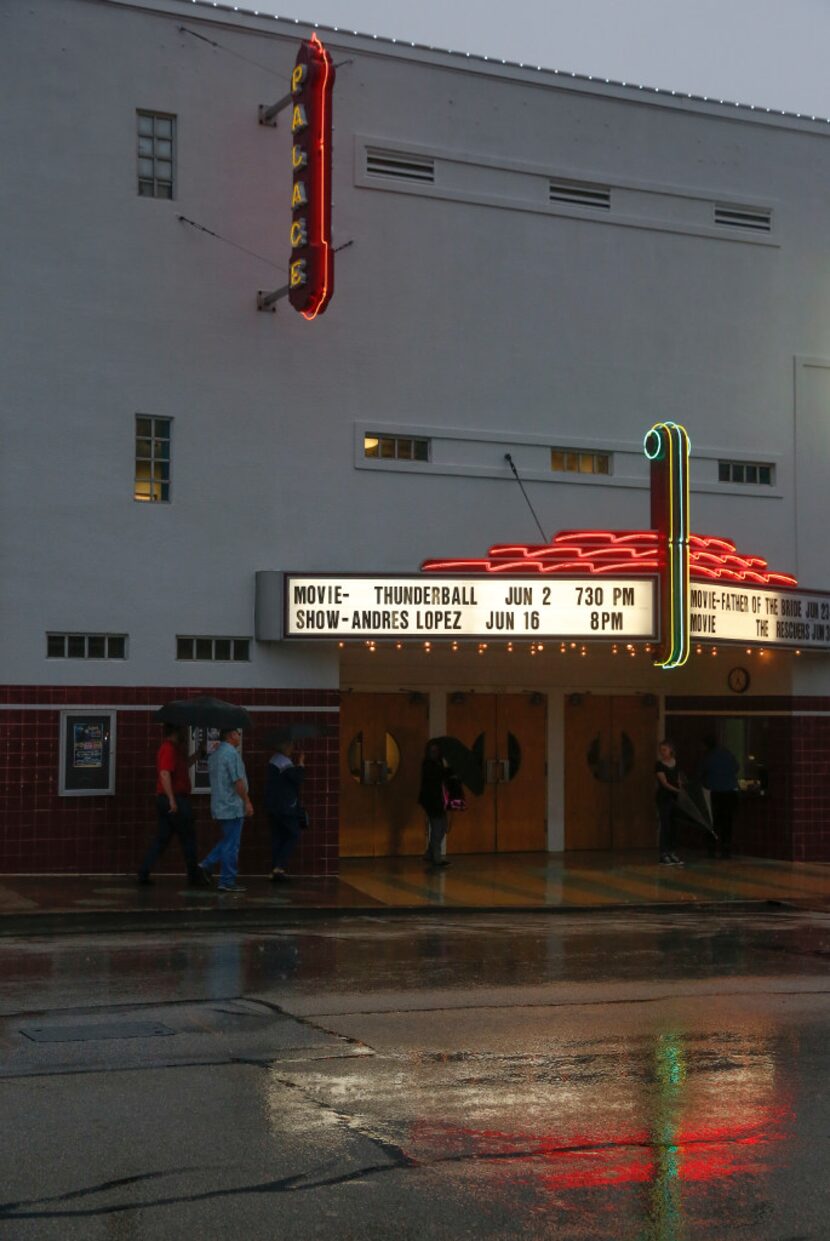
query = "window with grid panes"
xmin=363 ymin=434 xmax=430 ymax=462
xmin=176 ymin=637 xmax=250 ymax=662
xmin=47 ymin=634 xmax=127 ymax=659
xmin=134 ymin=416 xmax=171 ymax=502
xmin=718 ymin=460 xmax=774 ymax=486
xmin=137 ymin=112 xmax=175 ymax=199
xmin=550 ymin=448 xmax=611 ymax=475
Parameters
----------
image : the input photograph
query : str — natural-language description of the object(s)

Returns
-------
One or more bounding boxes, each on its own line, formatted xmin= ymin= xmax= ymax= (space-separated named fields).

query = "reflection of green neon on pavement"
xmin=641 ymin=1032 xmax=687 ymax=1241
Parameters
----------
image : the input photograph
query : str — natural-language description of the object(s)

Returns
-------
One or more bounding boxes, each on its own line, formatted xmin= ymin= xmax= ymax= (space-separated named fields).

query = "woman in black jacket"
xmin=418 ymin=739 xmax=453 ymax=870
xmin=265 ymin=730 xmax=306 ymax=881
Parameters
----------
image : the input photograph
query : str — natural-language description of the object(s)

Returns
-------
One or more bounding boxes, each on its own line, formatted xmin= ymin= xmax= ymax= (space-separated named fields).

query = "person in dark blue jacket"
xmin=700 ymin=734 xmax=740 ymax=859
xmin=265 ymin=729 xmax=306 ymax=881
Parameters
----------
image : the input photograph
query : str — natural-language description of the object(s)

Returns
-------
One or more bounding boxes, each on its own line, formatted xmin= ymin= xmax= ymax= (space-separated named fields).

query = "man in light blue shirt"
xmin=199 ymin=728 xmax=253 ymax=892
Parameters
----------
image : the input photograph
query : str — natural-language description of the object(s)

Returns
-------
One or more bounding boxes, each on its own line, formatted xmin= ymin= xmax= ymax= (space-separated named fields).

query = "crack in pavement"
xmin=294 ymin=982 xmax=830 ymax=1021
xmin=0 ymin=1128 xmax=788 ymax=1222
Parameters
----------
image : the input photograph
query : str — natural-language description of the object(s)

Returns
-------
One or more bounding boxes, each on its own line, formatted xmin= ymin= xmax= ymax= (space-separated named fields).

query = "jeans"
xmin=139 ymin=795 xmax=198 ymax=880
xmin=269 ymin=813 xmax=303 ymax=871
xmin=201 ymin=818 xmax=244 ymax=887
xmin=425 ymin=814 xmax=447 ymax=864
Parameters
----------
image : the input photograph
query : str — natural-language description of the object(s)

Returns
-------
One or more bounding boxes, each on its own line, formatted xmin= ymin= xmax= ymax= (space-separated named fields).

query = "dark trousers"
xmin=657 ymin=801 xmax=678 ymax=856
xmin=426 ymin=814 xmax=447 ymax=864
xmin=140 ymin=795 xmax=198 ymax=879
xmin=709 ymin=790 xmax=738 ymax=856
xmin=269 ymin=813 xmax=303 ymax=871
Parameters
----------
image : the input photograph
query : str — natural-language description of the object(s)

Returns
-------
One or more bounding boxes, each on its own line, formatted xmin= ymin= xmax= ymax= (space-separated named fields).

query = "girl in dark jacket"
xmin=265 ymin=730 xmax=306 ymax=881
xmin=418 ymin=739 xmax=453 ymax=870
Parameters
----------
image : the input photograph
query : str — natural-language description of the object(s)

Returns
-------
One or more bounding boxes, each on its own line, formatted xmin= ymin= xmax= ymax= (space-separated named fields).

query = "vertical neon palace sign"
xmin=288 ymin=34 xmax=335 ymax=319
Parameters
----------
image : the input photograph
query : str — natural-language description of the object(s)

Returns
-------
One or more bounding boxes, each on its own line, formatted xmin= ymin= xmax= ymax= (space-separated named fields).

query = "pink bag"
xmin=442 ymin=779 xmax=467 ymax=812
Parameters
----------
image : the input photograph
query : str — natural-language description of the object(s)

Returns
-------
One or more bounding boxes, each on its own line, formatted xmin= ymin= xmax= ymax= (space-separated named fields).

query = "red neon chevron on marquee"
xmin=422 ymin=531 xmax=798 ymax=588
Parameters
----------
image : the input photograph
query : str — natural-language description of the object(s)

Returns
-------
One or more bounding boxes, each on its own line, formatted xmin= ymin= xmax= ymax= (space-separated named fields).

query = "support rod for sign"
xmin=504 ymin=454 xmax=549 ymax=543
xmin=256 ymin=285 xmax=290 ymax=312
xmin=258 ymin=94 xmax=292 ymax=127
xmin=257 ymin=240 xmax=354 ymax=313
xmin=259 ymin=59 xmax=351 ymax=126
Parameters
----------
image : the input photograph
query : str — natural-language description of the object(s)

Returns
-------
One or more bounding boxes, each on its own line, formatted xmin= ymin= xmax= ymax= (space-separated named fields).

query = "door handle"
xmin=362 ymin=760 xmax=377 ymax=785
xmin=376 ymin=760 xmax=389 ymax=785
xmin=486 ymin=758 xmax=499 ymax=784
xmin=499 ymin=759 xmax=510 ymax=783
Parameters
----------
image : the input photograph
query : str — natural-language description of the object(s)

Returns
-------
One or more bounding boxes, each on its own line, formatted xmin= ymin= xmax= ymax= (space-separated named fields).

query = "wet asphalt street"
xmin=1 ymin=908 xmax=829 ymax=1239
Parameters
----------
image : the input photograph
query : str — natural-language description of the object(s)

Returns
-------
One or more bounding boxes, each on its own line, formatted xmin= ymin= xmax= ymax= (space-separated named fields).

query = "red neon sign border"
xmin=301 ymin=32 xmax=333 ymax=320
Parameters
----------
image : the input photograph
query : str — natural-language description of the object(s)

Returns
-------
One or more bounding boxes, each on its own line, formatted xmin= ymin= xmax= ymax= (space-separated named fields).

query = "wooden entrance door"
xmin=564 ymin=694 xmax=658 ymax=849
xmin=446 ymin=693 xmax=547 ymax=853
xmin=339 ymin=692 xmax=429 ymax=857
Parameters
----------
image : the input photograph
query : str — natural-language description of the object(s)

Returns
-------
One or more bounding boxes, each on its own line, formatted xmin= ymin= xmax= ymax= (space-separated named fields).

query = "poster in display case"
xmin=59 ymin=711 xmax=116 ymax=796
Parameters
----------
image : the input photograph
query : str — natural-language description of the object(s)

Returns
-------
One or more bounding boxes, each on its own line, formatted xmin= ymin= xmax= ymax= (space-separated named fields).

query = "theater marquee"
xmin=285 ymin=576 xmax=658 ymax=640
xmin=280 ymin=574 xmax=830 ymax=651
xmin=272 ymin=423 xmax=830 ymax=658
xmin=691 ymin=584 xmax=830 ymax=650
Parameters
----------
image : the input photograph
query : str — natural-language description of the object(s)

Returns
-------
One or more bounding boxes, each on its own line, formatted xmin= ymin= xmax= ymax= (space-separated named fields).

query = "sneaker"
xmin=669 ymin=854 xmax=684 ymax=866
xmin=270 ymin=869 xmax=290 ymax=883
xmin=196 ymin=865 xmax=214 ymax=886
xmin=217 ymin=884 xmax=246 ymax=893
xmin=659 ymin=855 xmax=674 ymax=866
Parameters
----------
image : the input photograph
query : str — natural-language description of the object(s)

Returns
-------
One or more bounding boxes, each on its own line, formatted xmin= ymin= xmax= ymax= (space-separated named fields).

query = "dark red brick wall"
xmin=791 ymin=713 xmax=830 ymax=862
xmin=666 ymin=696 xmax=830 ymax=862
xmin=0 ymin=686 xmax=340 ymax=875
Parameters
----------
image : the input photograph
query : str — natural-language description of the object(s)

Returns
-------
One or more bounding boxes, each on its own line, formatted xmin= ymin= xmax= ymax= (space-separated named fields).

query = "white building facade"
xmin=2 ymin=0 xmax=829 ymax=873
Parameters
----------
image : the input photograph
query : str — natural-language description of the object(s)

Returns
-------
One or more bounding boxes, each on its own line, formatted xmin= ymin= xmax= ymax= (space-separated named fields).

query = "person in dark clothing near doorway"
xmin=700 ymin=734 xmax=740 ymax=858
xmin=418 ymin=739 xmax=454 ymax=870
xmin=139 ymin=724 xmax=208 ymax=885
xmin=265 ymin=729 xmax=306 ymax=882
xmin=655 ymin=739 xmax=684 ymax=866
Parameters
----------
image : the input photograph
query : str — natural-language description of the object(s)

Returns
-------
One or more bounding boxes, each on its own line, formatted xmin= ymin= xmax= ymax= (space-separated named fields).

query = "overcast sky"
xmin=251 ymin=0 xmax=830 ymax=118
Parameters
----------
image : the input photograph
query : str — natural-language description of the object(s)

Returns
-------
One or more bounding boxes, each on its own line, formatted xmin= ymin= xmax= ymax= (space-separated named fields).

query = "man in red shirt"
xmin=138 ymin=725 xmax=209 ymax=885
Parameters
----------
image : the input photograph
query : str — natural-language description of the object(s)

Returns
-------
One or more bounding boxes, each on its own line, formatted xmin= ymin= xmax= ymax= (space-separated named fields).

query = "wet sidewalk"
xmin=1 ymin=852 xmax=829 ymax=934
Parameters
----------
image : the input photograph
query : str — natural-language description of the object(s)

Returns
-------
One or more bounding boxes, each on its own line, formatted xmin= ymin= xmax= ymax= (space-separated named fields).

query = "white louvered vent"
xmin=549 ymin=179 xmax=611 ymax=210
xmin=714 ymin=204 xmax=772 ymax=232
xmin=366 ymin=150 xmax=435 ymax=183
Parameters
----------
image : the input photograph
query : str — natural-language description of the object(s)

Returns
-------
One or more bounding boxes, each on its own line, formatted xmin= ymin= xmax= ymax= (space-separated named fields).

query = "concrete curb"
xmin=0 ymin=898 xmax=791 ymax=938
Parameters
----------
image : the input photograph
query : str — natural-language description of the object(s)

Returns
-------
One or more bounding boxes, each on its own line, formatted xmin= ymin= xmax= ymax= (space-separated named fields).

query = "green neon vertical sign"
xmin=644 ymin=422 xmax=691 ymax=669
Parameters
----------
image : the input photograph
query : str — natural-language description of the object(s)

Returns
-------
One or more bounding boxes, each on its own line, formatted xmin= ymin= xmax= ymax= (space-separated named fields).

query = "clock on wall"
xmin=727 ymin=666 xmax=750 ymax=694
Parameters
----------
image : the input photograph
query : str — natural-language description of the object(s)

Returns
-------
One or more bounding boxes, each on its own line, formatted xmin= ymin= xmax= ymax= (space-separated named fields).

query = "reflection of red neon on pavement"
xmin=407 ymin=1026 xmax=789 ymax=1208
xmin=422 ymin=531 xmax=798 ymax=588
xmin=408 ymin=1107 xmax=788 ymax=1192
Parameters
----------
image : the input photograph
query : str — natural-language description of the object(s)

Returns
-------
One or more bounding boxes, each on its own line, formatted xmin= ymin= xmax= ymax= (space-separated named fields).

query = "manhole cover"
xmin=20 ymin=1021 xmax=176 ymax=1044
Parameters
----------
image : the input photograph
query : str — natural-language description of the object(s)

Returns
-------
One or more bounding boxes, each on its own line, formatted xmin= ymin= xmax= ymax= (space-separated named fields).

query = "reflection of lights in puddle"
xmin=406 ymin=1032 xmax=789 ymax=1196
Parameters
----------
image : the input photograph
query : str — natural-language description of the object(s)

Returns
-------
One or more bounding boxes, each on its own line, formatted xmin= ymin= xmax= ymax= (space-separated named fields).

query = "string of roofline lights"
xmin=336 ymin=640 xmax=801 ymax=656
xmin=185 ymin=0 xmax=830 ymax=125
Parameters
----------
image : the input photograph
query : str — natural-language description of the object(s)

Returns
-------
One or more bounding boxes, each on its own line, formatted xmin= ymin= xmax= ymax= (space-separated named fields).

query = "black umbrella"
xmin=677 ymin=781 xmax=717 ymax=839
xmin=435 ymin=736 xmax=485 ymax=796
xmin=266 ymin=722 xmax=328 ymax=745
xmin=155 ymin=696 xmax=252 ymax=730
